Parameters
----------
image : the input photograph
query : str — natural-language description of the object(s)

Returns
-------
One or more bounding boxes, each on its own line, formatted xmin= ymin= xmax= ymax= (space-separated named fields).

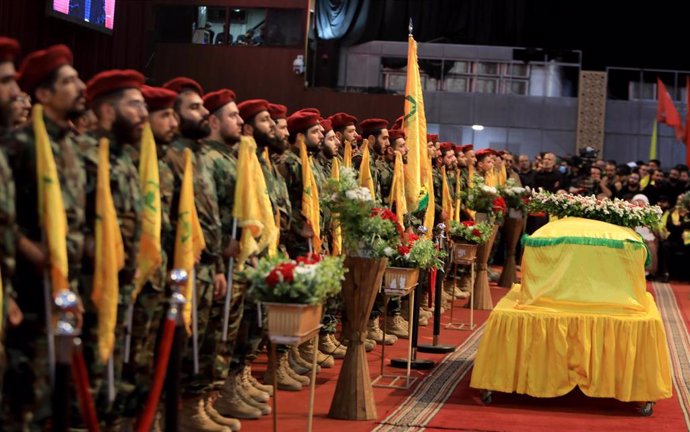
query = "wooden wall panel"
xmin=151 ymin=43 xmax=404 ymax=121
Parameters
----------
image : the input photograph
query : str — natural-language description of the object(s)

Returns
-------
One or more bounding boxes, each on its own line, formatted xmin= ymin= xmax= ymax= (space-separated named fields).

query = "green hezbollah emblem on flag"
xmin=416 ymin=185 xmax=429 ymax=212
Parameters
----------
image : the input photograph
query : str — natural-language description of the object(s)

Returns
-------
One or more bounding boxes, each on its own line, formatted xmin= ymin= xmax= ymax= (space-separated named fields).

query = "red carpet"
xmin=241 ymin=280 xmax=500 ymax=432
xmin=241 ymin=277 xmax=690 ymax=432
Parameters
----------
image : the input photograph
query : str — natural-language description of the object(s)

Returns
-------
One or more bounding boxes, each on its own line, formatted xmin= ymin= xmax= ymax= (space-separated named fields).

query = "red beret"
xmin=320 ymin=118 xmax=333 ymax=133
xmin=426 ymin=133 xmax=439 ymax=143
xmin=297 ymin=108 xmax=321 ymax=116
xmin=0 ymin=37 xmax=19 ymax=63
xmin=237 ymin=98 xmax=269 ymax=121
xmin=392 ymin=115 xmax=404 ymax=131
xmin=141 ymin=85 xmax=177 ymax=111
xmin=162 ymin=77 xmax=204 ymax=96
xmin=287 ymin=111 xmax=321 ymax=135
xmin=439 ymin=142 xmax=455 ymax=153
xmin=203 ymin=89 xmax=237 ymax=113
xmin=475 ymin=149 xmax=494 ymax=159
xmin=268 ymin=103 xmax=288 ymax=120
xmin=18 ymin=44 xmax=73 ymax=93
xmin=453 ymin=145 xmax=464 ymax=153
xmin=460 ymin=144 xmax=474 ymax=152
xmin=86 ymin=69 xmax=145 ymax=105
xmin=389 ymin=129 xmax=405 ymax=141
xmin=329 ymin=112 xmax=357 ymax=129
xmin=360 ymin=118 xmax=389 ymax=136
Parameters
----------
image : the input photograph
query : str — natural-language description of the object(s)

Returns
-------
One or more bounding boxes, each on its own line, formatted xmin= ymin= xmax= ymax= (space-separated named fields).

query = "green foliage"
xmin=449 ymin=220 xmax=494 ymax=244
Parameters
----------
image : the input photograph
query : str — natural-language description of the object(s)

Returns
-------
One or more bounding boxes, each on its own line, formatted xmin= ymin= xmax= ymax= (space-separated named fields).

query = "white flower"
xmin=294 ymin=264 xmax=316 ymax=277
xmin=480 ymin=185 xmax=498 ymax=194
xmin=383 ymin=247 xmax=395 ymax=257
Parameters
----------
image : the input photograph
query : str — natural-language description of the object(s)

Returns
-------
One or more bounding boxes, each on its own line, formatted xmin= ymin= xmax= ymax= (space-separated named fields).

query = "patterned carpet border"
xmin=372 ymin=323 xmax=486 ymax=432
xmin=653 ymin=281 xmax=690 ymax=429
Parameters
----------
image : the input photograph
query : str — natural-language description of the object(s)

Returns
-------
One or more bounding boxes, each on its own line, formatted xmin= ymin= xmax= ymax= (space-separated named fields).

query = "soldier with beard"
xmin=199 ymin=90 xmax=260 ymax=430
xmin=163 ymin=77 xmax=230 ymax=431
xmin=0 ymin=37 xmax=20 ymax=419
xmin=329 ymin=112 xmax=357 ymax=164
xmin=434 ymin=142 xmax=457 ymax=225
xmin=82 ymin=69 xmax=147 ymax=426
xmin=357 ymin=118 xmax=390 ymax=203
xmin=4 ymin=44 xmax=87 ymax=431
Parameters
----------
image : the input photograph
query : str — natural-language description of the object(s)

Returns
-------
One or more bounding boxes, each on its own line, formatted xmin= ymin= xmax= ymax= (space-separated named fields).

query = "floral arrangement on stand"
xmin=243 ymin=253 xmax=346 ymax=304
xmin=321 ymin=168 xmax=401 ymax=257
xmin=382 ymin=231 xmax=445 ymax=270
xmin=449 ymin=220 xmax=494 ymax=245
xmin=527 ymin=189 xmax=663 ymax=228
xmin=465 ymin=175 xmax=507 ymax=223
xmin=498 ymin=179 xmax=530 ymax=216
xmin=679 ymin=192 xmax=690 ymax=211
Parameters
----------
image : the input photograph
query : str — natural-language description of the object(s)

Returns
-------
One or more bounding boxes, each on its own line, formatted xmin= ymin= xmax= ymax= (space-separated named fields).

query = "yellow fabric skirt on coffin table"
xmin=470 ymin=217 xmax=672 ymax=402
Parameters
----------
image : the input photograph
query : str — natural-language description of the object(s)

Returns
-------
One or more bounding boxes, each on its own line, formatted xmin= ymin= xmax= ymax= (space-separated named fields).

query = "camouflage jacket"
xmin=0 ymin=138 xmax=15 ymax=297
xmin=6 ymin=115 xmax=86 ymax=312
xmin=277 ymin=148 xmax=323 ymax=243
xmin=165 ymin=137 xmax=224 ymax=279
xmin=261 ymin=149 xmax=292 ymax=237
xmin=83 ymin=133 xmax=142 ymax=300
xmin=375 ymin=158 xmax=394 ymax=206
xmin=200 ymin=139 xmax=237 ymax=249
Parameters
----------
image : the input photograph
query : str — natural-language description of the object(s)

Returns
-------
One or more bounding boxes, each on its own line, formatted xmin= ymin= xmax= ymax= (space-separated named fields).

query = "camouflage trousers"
xmin=320 ymin=293 xmax=342 ymax=334
xmin=232 ymin=298 xmax=266 ymax=370
xmin=180 ymin=264 xmax=218 ymax=396
xmin=208 ymin=274 xmax=246 ymax=380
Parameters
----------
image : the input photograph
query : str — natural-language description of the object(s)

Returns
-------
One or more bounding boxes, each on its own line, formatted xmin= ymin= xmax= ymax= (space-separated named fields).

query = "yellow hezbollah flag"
xmin=453 ymin=171 xmax=461 ymax=222
xmin=441 ymin=166 xmax=453 ymax=224
xmin=389 ymin=150 xmax=408 ymax=227
xmin=33 ymin=104 xmax=69 ymax=296
xmin=403 ymin=33 xmax=428 ymax=211
xmin=261 ymin=146 xmax=281 ymax=251
xmin=174 ymin=149 xmax=206 ymax=334
xmin=298 ymin=137 xmax=322 ymax=252
xmin=233 ymin=136 xmax=278 ymax=268
xmin=91 ymin=138 xmax=125 ymax=363
xmin=358 ymin=143 xmax=375 ymax=199
xmin=330 ymin=157 xmax=342 ymax=256
xmin=498 ymin=163 xmax=507 ymax=186
xmin=343 ymin=140 xmax=353 ymax=168
xmin=649 ymin=119 xmax=658 ymax=160
xmin=133 ymin=123 xmax=161 ymax=301
xmin=262 ymin=146 xmax=273 ymax=172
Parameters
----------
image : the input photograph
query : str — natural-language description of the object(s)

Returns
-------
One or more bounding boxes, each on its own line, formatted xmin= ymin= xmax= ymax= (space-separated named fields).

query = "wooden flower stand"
xmin=372 ymin=267 xmax=419 ymax=389
xmin=471 ymin=225 xmax=499 ymax=310
xmin=328 ymin=256 xmax=388 ymax=420
xmin=447 ymin=242 xmax=478 ymax=330
xmin=498 ymin=210 xmax=525 ymax=288
xmin=264 ymin=303 xmax=323 ymax=432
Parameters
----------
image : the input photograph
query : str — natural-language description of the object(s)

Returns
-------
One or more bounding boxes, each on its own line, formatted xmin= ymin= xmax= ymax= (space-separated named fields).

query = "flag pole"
xmin=222 ymin=218 xmax=238 ymax=342
xmin=43 ymin=271 xmax=56 ymax=387
xmin=409 ymin=18 xmax=413 ymax=36
xmin=123 ymin=301 xmax=134 ymax=364
xmin=192 ymin=269 xmax=199 ymax=374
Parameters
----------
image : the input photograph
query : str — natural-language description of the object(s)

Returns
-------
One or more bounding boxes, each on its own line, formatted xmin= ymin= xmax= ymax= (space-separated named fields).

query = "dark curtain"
xmin=315 ymin=0 xmax=367 ymax=40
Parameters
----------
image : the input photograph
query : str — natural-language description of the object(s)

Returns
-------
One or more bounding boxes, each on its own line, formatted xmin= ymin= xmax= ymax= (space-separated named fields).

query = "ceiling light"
xmin=472 ymin=124 xmax=484 ymax=131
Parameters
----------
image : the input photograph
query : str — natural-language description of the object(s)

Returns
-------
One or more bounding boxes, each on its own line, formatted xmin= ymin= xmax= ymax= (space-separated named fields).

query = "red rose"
xmin=472 ymin=229 xmax=481 ymax=237
xmin=398 ymin=244 xmax=411 ymax=255
xmin=296 ymin=253 xmax=321 ymax=265
xmin=462 ymin=220 xmax=475 ymax=227
xmin=403 ymin=232 xmax=420 ymax=245
xmin=266 ymin=262 xmax=296 ymax=286
xmin=493 ymin=196 xmax=507 ymax=213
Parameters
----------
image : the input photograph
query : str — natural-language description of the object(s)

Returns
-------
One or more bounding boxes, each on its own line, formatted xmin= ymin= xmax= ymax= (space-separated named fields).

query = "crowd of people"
xmin=1 ymin=35 xmax=689 ymax=432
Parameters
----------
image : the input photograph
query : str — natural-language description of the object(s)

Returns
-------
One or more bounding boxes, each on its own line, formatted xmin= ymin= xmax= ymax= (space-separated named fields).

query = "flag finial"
xmin=409 ymin=18 xmax=413 ymax=36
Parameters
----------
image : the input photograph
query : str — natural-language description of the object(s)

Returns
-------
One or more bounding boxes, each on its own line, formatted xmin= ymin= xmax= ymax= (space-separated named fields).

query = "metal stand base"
xmin=417 ymin=343 xmax=455 ymax=354
xmin=390 ymin=357 xmax=435 ymax=370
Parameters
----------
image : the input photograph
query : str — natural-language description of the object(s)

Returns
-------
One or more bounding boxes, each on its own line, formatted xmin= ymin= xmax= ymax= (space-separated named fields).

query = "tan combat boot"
xmin=244 ymin=365 xmax=274 ymax=396
xmin=299 ymin=339 xmax=334 ymax=368
xmin=319 ymin=333 xmax=346 ymax=359
xmin=213 ymin=371 xmax=263 ymax=420
xmin=205 ymin=393 xmax=242 ymax=431
xmin=263 ymin=351 xmax=303 ymax=391
xmin=284 ymin=355 xmax=311 ymax=385
xmin=328 ymin=334 xmax=348 ymax=357
xmin=367 ymin=317 xmax=398 ymax=345
xmin=385 ymin=314 xmax=410 ymax=338
xmin=288 ymin=345 xmax=316 ymax=375
xmin=236 ymin=373 xmax=272 ymax=415
xmin=180 ymin=395 xmax=233 ymax=431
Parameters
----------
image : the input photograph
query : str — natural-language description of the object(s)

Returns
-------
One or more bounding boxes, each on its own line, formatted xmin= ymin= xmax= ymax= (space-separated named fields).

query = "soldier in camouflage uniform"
xmin=3 ymin=44 xmax=87 ymax=431
xmin=433 ymin=142 xmax=457 ymax=225
xmin=81 ymin=70 xmax=147 ymax=425
xmin=329 ymin=112 xmax=357 ymax=163
xmin=0 ymin=37 xmax=21 ymax=417
xmin=278 ymin=110 xmax=338 ymax=368
xmin=161 ymin=77 xmax=231 ymax=432
xmin=199 ymin=90 xmax=262 ymax=429
xmin=266 ymin=103 xmax=293 ymax=244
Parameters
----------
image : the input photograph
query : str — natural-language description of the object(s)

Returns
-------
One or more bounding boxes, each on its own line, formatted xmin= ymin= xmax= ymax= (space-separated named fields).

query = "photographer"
xmin=570 ymin=166 xmax=612 ymax=198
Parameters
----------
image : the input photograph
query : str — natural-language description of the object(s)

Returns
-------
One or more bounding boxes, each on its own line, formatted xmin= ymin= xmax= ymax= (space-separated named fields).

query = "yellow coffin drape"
xmin=470 ymin=217 xmax=673 ymax=402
